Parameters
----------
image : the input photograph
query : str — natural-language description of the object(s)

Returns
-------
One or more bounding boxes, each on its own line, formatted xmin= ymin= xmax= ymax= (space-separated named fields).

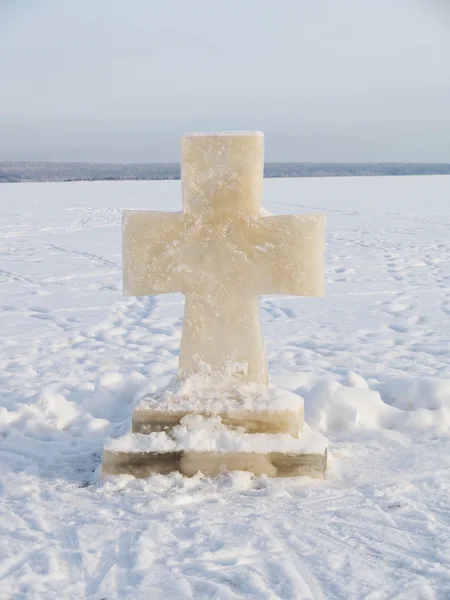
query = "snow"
xmin=0 ymin=175 xmax=450 ymax=598
xmin=105 ymin=420 xmax=327 ymax=455
xmin=136 ymin=376 xmax=305 ymax=414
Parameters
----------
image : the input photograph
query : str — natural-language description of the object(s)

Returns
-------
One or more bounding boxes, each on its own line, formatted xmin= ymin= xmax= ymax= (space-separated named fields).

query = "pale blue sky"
xmin=1 ymin=0 xmax=449 ymax=162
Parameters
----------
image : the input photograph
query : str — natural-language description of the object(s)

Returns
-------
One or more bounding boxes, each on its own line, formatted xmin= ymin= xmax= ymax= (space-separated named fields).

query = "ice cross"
xmin=123 ymin=132 xmax=325 ymax=385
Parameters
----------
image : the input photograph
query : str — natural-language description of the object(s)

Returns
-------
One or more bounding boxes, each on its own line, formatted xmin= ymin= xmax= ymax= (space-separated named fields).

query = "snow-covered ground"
xmin=1 ymin=176 xmax=449 ymax=599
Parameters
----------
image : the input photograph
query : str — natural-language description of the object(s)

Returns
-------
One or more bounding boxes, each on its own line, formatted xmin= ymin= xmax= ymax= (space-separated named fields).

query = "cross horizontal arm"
xmin=123 ymin=210 xmax=185 ymax=296
xmin=250 ymin=213 xmax=326 ymax=296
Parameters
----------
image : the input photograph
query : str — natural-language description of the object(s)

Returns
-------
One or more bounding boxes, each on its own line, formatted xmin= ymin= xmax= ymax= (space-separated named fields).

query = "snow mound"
xmin=301 ymin=373 xmax=450 ymax=435
xmin=105 ymin=417 xmax=327 ymax=455
xmin=376 ymin=377 xmax=450 ymax=411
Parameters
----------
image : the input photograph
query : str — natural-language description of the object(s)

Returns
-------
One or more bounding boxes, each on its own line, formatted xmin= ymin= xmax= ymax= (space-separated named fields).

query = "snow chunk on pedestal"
xmin=137 ymin=376 xmax=304 ymax=413
xmin=109 ymin=418 xmax=326 ymax=454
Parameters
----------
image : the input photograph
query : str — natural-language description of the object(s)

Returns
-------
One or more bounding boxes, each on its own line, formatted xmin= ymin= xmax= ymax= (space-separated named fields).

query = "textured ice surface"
xmin=123 ymin=133 xmax=325 ymax=385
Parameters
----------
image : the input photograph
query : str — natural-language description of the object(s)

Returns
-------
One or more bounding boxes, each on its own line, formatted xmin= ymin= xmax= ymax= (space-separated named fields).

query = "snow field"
xmin=0 ymin=176 xmax=449 ymax=598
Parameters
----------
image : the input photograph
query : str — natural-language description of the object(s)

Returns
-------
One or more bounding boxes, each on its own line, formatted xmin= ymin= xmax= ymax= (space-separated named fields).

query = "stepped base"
xmin=102 ymin=448 xmax=327 ymax=478
xmin=133 ymin=409 xmax=302 ymax=437
xmin=101 ymin=425 xmax=328 ymax=479
xmin=133 ymin=383 xmax=304 ymax=437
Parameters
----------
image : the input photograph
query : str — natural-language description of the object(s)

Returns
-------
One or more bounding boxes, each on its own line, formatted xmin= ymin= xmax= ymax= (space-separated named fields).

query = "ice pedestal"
xmin=101 ymin=383 xmax=328 ymax=479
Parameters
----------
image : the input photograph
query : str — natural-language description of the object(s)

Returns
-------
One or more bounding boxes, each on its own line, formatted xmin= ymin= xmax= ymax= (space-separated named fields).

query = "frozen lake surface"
xmin=0 ymin=176 xmax=449 ymax=599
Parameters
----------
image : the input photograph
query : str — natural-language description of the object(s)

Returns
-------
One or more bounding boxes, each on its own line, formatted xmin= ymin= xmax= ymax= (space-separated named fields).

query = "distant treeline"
xmin=1 ymin=161 xmax=450 ymax=183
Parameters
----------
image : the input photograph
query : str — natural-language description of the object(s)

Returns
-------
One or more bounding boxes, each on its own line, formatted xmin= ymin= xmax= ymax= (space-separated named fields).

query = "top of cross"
xmin=181 ymin=132 xmax=265 ymax=217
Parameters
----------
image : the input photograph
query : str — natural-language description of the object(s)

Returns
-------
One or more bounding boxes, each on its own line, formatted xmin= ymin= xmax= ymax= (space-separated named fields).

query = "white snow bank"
xmin=301 ymin=373 xmax=450 ymax=435
xmin=2 ymin=369 xmax=447 ymax=470
xmin=88 ymin=370 xmax=146 ymax=420
xmin=376 ymin=377 xmax=450 ymax=412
